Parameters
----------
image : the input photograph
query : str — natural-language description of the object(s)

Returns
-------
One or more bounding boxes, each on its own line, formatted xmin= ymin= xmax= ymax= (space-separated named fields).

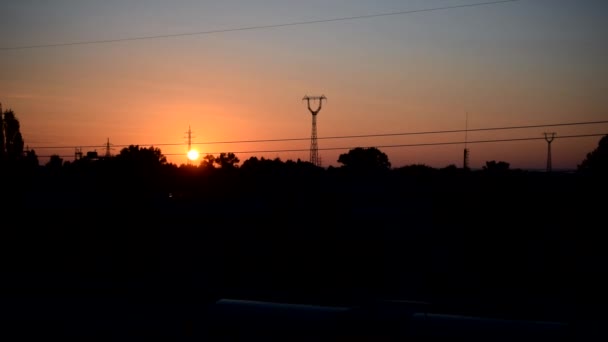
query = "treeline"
xmin=2 ymin=107 xmax=608 ymax=321
xmin=2 ymin=105 xmax=606 ymax=207
xmin=2 ymin=104 xmax=606 ymax=195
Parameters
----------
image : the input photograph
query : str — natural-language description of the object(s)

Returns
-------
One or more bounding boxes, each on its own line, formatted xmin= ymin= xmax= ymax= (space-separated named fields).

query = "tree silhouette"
xmin=578 ymin=134 xmax=608 ymax=175
xmin=24 ymin=149 xmax=39 ymax=168
xmin=1 ymin=108 xmax=25 ymax=162
xmin=441 ymin=164 xmax=458 ymax=171
xmin=395 ymin=164 xmax=435 ymax=176
xmin=241 ymin=156 xmax=260 ymax=169
xmin=482 ymin=160 xmax=510 ymax=173
xmin=216 ymin=152 xmax=240 ymax=169
xmin=113 ymin=145 xmax=167 ymax=186
xmin=46 ymin=154 xmax=64 ymax=170
xmin=200 ymin=154 xmax=216 ymax=169
xmin=116 ymin=145 xmax=167 ymax=167
xmin=337 ymin=147 xmax=391 ymax=171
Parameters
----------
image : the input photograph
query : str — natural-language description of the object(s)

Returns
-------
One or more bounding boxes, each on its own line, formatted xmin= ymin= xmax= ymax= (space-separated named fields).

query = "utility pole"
xmin=302 ymin=95 xmax=326 ymax=167
xmin=463 ymin=112 xmax=470 ymax=170
xmin=544 ymin=132 xmax=556 ymax=173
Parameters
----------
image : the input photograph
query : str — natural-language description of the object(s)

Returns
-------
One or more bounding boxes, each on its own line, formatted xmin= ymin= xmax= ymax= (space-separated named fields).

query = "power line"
xmin=1 ymin=0 xmax=520 ymax=51
xmin=28 ymin=120 xmax=608 ymax=150
xmin=176 ymin=133 xmax=608 ymax=155
xmin=316 ymin=120 xmax=608 ymax=142
xmin=35 ymin=133 xmax=607 ymax=158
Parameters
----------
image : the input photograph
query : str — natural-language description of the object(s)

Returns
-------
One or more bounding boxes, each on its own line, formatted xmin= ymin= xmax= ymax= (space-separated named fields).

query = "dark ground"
xmin=1 ymin=169 xmax=607 ymax=339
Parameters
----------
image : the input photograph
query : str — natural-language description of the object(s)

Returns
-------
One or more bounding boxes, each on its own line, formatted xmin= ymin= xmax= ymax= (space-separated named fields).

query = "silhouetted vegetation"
xmin=0 ymin=108 xmax=40 ymax=209
xmin=337 ymin=147 xmax=391 ymax=173
xmin=1 ymin=108 xmax=25 ymax=162
xmin=578 ymin=134 xmax=608 ymax=176
xmin=216 ymin=152 xmax=240 ymax=169
xmin=0 ymin=107 xmax=34 ymax=170
xmin=482 ymin=160 xmax=510 ymax=173
xmin=3 ymin=128 xmax=608 ymax=337
xmin=46 ymin=154 xmax=63 ymax=170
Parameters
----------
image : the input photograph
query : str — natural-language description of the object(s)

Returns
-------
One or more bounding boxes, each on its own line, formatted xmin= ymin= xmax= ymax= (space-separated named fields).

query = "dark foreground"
xmin=2 ymin=169 xmax=607 ymax=339
xmin=0 ymin=295 xmax=579 ymax=341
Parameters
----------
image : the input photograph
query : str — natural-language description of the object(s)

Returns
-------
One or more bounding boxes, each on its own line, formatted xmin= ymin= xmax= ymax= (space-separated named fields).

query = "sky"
xmin=1 ymin=0 xmax=607 ymax=169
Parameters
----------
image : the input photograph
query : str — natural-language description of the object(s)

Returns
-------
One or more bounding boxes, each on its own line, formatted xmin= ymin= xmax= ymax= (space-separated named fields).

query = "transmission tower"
xmin=74 ymin=147 xmax=83 ymax=160
xmin=187 ymin=125 xmax=192 ymax=152
xmin=544 ymin=132 xmax=556 ymax=173
xmin=302 ymin=95 xmax=326 ymax=167
xmin=104 ymin=138 xmax=114 ymax=158
xmin=185 ymin=125 xmax=196 ymax=165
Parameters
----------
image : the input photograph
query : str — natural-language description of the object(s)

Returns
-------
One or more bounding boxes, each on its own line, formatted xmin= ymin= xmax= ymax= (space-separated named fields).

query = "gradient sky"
xmin=1 ymin=0 xmax=607 ymax=169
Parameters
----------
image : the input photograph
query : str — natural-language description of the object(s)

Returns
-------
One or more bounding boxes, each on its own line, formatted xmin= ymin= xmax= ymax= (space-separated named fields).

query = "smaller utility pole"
xmin=463 ymin=112 xmax=470 ymax=170
xmin=544 ymin=132 xmax=556 ymax=173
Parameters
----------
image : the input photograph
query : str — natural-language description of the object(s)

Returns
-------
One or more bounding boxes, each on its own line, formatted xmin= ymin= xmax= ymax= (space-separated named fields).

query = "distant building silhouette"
xmin=86 ymin=151 xmax=98 ymax=160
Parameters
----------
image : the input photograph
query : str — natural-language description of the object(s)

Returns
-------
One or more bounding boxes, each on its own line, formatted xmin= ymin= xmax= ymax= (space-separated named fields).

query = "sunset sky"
xmin=1 ymin=0 xmax=607 ymax=169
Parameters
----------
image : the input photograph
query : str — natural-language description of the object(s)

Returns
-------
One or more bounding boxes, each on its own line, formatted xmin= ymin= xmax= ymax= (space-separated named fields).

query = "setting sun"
xmin=187 ymin=150 xmax=199 ymax=161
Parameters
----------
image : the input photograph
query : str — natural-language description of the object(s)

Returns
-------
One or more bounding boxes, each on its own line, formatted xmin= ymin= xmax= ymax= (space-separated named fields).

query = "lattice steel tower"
xmin=303 ymin=95 xmax=326 ymax=166
xmin=185 ymin=125 xmax=194 ymax=165
xmin=104 ymin=138 xmax=114 ymax=158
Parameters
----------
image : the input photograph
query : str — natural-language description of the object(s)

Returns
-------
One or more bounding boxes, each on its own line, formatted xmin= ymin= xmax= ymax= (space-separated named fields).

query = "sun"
xmin=187 ymin=150 xmax=199 ymax=161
